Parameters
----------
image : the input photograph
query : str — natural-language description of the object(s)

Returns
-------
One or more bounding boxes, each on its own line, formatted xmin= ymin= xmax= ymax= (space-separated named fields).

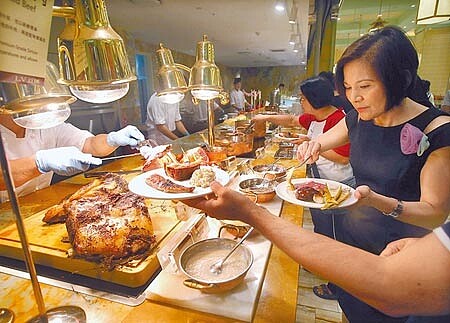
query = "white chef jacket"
xmin=146 ymin=92 xmax=182 ymax=144
xmin=0 ymin=123 xmax=93 ymax=202
xmin=230 ymin=89 xmax=246 ymax=111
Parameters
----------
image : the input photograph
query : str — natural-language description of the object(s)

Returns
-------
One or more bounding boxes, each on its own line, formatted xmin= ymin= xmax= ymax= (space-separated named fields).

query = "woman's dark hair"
xmin=318 ymin=71 xmax=336 ymax=89
xmin=300 ymin=76 xmax=334 ymax=109
xmin=335 ymin=26 xmax=419 ymax=111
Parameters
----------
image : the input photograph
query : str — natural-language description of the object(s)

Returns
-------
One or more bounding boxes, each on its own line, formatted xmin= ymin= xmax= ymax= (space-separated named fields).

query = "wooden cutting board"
xmin=0 ymin=199 xmax=180 ymax=288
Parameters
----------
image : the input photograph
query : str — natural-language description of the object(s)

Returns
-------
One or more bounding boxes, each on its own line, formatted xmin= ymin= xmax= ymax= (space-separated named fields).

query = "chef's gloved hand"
xmin=35 ymin=147 xmax=102 ymax=176
xmin=139 ymin=145 xmax=154 ymax=160
xmin=107 ymin=125 xmax=145 ymax=147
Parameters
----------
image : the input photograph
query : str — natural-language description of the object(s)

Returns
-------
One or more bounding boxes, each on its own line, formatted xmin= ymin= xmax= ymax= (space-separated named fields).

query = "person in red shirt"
xmin=253 ymin=75 xmax=354 ymax=300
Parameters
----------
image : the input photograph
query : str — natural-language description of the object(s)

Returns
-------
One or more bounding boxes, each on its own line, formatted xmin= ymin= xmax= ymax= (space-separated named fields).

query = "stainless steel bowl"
xmin=238 ymin=178 xmax=276 ymax=203
xmin=179 ymin=238 xmax=253 ymax=293
xmin=252 ymin=164 xmax=286 ymax=181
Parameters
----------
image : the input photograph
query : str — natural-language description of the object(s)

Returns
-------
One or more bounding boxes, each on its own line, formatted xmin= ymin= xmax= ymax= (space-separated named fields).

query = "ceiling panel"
xmin=106 ymin=0 xmax=310 ymax=67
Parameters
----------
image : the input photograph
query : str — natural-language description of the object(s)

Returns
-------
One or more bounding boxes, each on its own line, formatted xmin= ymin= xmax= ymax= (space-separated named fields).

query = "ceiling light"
xmin=54 ymin=0 xmax=136 ymax=103
xmin=275 ymin=1 xmax=285 ymax=12
xmin=416 ymin=0 xmax=450 ymax=24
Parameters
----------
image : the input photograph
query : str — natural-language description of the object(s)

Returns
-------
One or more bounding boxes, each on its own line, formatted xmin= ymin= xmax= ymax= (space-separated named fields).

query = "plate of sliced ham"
xmin=128 ymin=167 xmax=230 ymax=200
xmin=275 ymin=178 xmax=357 ymax=209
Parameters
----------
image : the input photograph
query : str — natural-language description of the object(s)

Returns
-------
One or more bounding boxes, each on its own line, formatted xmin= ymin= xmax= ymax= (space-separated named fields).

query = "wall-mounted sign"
xmin=0 ymin=0 xmax=54 ymax=85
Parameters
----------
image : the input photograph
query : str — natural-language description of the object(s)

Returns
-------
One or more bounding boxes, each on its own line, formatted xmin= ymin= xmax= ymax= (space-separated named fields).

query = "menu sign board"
xmin=0 ymin=0 xmax=54 ymax=85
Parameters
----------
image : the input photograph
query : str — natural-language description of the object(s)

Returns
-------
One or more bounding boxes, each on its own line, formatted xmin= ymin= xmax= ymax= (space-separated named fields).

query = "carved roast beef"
xmin=43 ymin=174 xmax=156 ymax=262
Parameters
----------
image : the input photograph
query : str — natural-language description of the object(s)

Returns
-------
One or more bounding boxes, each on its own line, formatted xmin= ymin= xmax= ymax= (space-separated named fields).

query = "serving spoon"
xmin=210 ymin=227 xmax=254 ymax=275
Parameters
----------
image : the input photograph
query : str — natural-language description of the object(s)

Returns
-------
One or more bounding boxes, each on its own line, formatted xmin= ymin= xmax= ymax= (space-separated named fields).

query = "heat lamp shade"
xmin=188 ymin=35 xmax=223 ymax=100
xmin=56 ymin=0 xmax=136 ymax=103
xmin=155 ymin=44 xmax=188 ymax=98
xmin=0 ymin=62 xmax=75 ymax=129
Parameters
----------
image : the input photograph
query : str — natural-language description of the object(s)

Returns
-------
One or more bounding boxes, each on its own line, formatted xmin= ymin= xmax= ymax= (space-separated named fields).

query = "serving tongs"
xmin=286 ymin=155 xmax=311 ymax=190
xmin=242 ymin=120 xmax=255 ymax=134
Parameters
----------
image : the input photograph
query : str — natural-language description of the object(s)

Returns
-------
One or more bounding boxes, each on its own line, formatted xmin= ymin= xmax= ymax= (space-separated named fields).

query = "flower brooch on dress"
xmin=400 ymin=123 xmax=430 ymax=156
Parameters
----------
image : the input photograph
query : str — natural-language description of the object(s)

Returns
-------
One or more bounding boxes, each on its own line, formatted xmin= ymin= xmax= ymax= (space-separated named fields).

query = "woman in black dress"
xmin=297 ymin=26 xmax=450 ymax=322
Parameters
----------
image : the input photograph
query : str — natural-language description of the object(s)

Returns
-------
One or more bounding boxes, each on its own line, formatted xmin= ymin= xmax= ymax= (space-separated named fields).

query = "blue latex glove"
xmin=107 ymin=125 xmax=145 ymax=147
xmin=35 ymin=147 xmax=102 ymax=176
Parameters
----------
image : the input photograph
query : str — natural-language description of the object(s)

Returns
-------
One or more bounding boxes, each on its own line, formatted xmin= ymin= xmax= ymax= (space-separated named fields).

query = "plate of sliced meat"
xmin=128 ymin=167 xmax=230 ymax=200
xmin=275 ymin=178 xmax=357 ymax=209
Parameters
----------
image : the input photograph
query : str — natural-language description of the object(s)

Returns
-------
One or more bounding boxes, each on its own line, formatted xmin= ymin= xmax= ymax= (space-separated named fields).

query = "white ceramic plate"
xmin=128 ymin=167 xmax=230 ymax=200
xmin=275 ymin=178 xmax=357 ymax=209
xmin=274 ymin=133 xmax=309 ymax=141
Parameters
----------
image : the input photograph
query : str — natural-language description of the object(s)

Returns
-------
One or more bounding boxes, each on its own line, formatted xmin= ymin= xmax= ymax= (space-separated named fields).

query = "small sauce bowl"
xmin=238 ymin=178 xmax=276 ymax=203
xmin=252 ymin=164 xmax=286 ymax=181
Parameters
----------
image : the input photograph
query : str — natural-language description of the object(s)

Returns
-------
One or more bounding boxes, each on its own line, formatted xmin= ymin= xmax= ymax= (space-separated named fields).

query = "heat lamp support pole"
xmin=207 ymin=99 xmax=215 ymax=147
xmin=0 ymin=132 xmax=47 ymax=317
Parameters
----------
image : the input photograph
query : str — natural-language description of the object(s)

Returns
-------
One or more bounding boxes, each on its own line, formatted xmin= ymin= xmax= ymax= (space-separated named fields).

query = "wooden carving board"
xmin=0 ymin=199 xmax=180 ymax=288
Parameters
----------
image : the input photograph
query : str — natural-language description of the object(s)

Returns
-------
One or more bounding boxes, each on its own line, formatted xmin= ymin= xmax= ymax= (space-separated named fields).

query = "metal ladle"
xmin=210 ymin=227 xmax=254 ymax=275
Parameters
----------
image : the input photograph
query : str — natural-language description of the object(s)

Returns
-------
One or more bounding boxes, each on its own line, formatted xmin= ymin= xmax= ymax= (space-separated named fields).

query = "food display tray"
xmin=0 ymin=200 xmax=179 ymax=288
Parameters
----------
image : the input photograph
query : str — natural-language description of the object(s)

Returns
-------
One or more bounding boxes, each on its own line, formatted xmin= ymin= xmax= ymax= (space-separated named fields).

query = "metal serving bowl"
xmin=238 ymin=178 xmax=276 ymax=203
xmin=252 ymin=164 xmax=287 ymax=181
xmin=179 ymin=238 xmax=253 ymax=293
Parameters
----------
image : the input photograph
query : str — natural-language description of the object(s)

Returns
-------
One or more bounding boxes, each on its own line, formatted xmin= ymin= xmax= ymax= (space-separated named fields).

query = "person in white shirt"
xmin=229 ymin=78 xmax=250 ymax=112
xmin=146 ymin=92 xmax=189 ymax=144
xmin=0 ymin=113 xmax=145 ymax=202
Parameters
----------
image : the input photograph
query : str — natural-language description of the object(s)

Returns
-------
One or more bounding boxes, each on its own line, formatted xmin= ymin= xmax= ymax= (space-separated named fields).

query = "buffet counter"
xmin=0 ymin=130 xmax=304 ymax=322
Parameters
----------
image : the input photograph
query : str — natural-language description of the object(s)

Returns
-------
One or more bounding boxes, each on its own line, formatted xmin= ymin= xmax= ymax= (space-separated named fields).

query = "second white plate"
xmin=275 ymin=178 xmax=357 ymax=209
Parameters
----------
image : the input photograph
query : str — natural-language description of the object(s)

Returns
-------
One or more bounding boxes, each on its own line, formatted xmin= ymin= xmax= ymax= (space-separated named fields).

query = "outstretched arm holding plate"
xmin=183 ymin=182 xmax=450 ymax=317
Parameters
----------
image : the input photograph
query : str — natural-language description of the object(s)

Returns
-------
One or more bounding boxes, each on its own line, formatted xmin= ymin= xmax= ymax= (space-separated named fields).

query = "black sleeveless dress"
xmin=336 ymin=108 xmax=450 ymax=323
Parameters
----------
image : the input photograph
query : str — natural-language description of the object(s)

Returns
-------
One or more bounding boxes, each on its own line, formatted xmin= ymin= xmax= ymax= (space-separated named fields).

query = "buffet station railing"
xmin=0 ymin=112 xmax=306 ymax=322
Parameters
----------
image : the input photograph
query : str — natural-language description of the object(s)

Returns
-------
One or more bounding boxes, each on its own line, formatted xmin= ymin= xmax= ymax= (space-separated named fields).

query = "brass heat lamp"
xmin=53 ymin=0 xmax=136 ymax=103
xmin=155 ymin=35 xmax=223 ymax=103
xmin=0 ymin=61 xmax=76 ymax=129
xmin=188 ymin=35 xmax=223 ymax=100
xmin=155 ymin=35 xmax=224 ymax=146
xmin=155 ymin=44 xmax=188 ymax=104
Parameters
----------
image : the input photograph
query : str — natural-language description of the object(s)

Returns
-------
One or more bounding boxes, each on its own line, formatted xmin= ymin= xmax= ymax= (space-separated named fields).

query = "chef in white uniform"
xmin=146 ymin=92 xmax=189 ymax=144
xmin=0 ymin=113 xmax=145 ymax=202
xmin=229 ymin=78 xmax=250 ymax=112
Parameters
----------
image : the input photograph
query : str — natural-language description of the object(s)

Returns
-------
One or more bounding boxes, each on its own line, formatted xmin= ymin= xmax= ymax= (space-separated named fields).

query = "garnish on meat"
xmin=145 ymin=174 xmax=195 ymax=193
